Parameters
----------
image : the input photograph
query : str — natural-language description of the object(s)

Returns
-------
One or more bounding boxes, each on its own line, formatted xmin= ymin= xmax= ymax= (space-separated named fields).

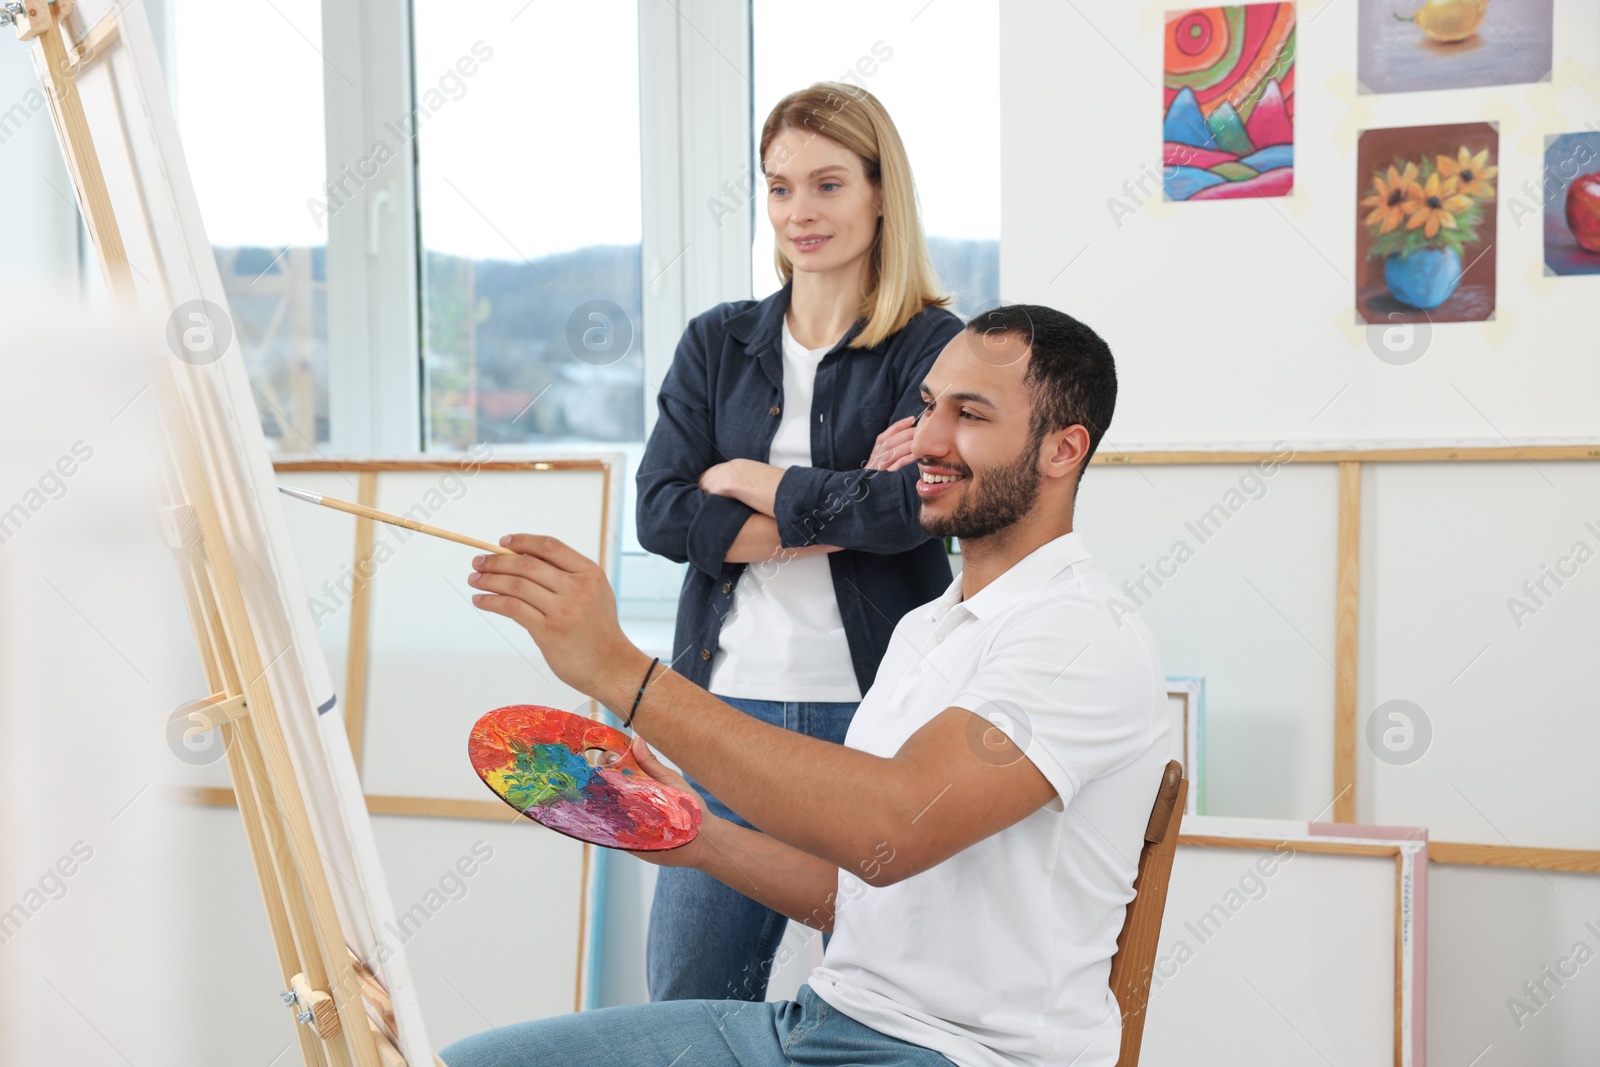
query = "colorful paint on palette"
xmin=469 ymin=705 xmax=701 ymax=851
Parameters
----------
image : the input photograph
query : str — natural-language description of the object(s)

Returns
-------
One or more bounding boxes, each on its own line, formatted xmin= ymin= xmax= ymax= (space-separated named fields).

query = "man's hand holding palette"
xmin=469 ymin=704 xmax=702 ymax=852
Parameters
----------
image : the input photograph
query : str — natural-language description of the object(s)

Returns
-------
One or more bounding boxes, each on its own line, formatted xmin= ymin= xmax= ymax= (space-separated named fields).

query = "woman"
xmin=634 ymin=81 xmax=961 ymax=1003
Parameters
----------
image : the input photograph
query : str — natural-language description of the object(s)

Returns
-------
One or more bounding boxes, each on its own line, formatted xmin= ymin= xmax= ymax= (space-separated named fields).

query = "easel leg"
xmin=222 ymin=721 xmax=332 ymax=1067
xmin=159 ymin=364 xmax=384 ymax=1067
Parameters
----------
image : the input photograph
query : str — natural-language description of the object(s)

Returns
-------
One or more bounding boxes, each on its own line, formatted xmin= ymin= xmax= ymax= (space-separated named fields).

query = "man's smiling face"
xmin=912 ymin=328 xmax=1045 ymax=541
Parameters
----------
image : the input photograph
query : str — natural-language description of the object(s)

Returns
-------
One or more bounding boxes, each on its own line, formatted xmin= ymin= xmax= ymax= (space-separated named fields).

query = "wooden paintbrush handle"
xmin=405 ymin=517 xmax=512 ymax=556
xmin=314 ymin=495 xmax=515 ymax=555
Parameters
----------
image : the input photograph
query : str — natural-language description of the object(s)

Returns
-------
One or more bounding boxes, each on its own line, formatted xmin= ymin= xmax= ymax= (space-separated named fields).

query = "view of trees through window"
xmin=421 ymin=248 xmax=644 ymax=448
xmin=414 ymin=0 xmax=643 ymax=451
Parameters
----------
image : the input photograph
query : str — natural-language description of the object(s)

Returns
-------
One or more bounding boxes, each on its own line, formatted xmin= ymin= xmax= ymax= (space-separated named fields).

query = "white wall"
xmin=1003 ymin=0 xmax=1600 ymax=1062
xmin=1007 ymin=0 xmax=1600 ymax=450
xmin=0 ymin=305 xmax=200 ymax=1066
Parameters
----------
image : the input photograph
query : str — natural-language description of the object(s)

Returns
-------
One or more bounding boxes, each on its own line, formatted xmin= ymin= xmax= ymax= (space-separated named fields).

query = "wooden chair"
xmin=1107 ymin=760 xmax=1188 ymax=1067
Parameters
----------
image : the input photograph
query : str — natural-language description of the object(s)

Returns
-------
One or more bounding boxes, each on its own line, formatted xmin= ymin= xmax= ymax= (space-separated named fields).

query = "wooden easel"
xmin=157 ymin=417 xmax=406 ymax=1067
xmin=8 ymin=2 xmax=436 ymax=1062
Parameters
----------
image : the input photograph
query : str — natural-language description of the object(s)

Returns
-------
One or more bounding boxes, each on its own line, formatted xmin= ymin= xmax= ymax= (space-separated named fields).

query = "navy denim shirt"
xmin=636 ymin=285 xmax=964 ymax=696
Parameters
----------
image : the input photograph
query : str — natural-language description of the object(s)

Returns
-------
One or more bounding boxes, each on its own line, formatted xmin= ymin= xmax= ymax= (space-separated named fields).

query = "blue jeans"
xmin=647 ymin=696 xmax=858 ymax=1002
xmin=439 ymin=982 xmax=954 ymax=1066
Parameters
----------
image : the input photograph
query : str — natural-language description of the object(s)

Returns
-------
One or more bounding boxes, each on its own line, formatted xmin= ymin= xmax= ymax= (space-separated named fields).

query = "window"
xmin=412 ymin=0 xmax=644 ymax=451
xmin=751 ymin=0 xmax=1000 ymax=317
xmin=174 ymin=0 xmax=331 ymax=449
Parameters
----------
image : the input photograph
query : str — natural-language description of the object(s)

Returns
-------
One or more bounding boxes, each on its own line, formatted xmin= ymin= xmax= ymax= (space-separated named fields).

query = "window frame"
xmin=319 ymin=0 xmax=754 ymax=460
xmin=322 ymin=0 xmax=423 ymax=455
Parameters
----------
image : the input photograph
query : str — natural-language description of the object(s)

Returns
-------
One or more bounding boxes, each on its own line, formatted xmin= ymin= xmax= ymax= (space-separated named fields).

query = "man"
xmin=445 ymin=305 xmax=1171 ymax=1067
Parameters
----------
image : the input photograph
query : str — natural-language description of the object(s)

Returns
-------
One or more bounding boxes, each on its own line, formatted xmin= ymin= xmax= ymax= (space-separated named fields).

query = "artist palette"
xmin=468 ymin=705 xmax=701 ymax=851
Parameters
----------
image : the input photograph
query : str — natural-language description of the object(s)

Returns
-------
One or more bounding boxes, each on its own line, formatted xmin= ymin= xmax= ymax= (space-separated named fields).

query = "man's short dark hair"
xmin=964 ymin=304 xmax=1117 ymax=489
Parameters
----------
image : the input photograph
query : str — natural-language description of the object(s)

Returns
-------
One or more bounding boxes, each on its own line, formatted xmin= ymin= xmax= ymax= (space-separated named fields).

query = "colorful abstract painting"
xmin=1357 ymin=0 xmax=1553 ymax=95
xmin=1163 ymin=3 xmax=1296 ymax=202
xmin=1355 ymin=122 xmax=1498 ymax=324
xmin=1542 ymin=133 xmax=1600 ymax=277
xmin=470 ymin=705 xmax=701 ymax=851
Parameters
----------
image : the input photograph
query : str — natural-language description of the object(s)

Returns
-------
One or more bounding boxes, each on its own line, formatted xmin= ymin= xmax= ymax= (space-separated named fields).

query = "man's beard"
xmin=917 ymin=440 xmax=1042 ymax=541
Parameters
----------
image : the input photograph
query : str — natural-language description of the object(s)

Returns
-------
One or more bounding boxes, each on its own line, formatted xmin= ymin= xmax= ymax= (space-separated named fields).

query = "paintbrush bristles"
xmin=278 ymin=484 xmax=324 ymax=506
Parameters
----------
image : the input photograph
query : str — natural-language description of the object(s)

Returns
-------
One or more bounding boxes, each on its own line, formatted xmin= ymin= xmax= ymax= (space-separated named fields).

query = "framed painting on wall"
xmin=1357 ymin=0 xmax=1553 ymax=94
xmin=1163 ymin=3 xmax=1296 ymax=202
xmin=1542 ymin=132 xmax=1600 ymax=277
xmin=1356 ymin=122 xmax=1498 ymax=325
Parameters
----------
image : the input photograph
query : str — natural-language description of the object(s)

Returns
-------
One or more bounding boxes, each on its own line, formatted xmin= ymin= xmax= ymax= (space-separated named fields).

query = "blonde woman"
xmin=634 ymin=83 xmax=961 ymax=1002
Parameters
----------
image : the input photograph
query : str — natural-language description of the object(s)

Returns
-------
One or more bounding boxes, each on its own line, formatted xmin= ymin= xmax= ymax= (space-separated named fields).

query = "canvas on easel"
xmin=7 ymin=0 xmax=434 ymax=1061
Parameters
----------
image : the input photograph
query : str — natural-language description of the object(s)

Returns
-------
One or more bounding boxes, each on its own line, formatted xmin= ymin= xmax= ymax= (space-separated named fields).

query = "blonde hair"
xmin=759 ymin=82 xmax=950 ymax=348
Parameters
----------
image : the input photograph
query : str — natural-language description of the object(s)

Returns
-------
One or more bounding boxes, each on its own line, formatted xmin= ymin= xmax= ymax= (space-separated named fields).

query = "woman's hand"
xmin=699 ymin=459 xmax=785 ymax=516
xmin=623 ymin=734 xmax=718 ymax=870
xmin=697 ymin=460 xmax=738 ymax=498
xmin=866 ymin=415 xmax=919 ymax=472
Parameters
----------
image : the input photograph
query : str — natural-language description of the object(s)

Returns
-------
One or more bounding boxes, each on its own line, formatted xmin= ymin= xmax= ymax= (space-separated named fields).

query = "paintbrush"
xmin=278 ymin=485 xmax=516 ymax=555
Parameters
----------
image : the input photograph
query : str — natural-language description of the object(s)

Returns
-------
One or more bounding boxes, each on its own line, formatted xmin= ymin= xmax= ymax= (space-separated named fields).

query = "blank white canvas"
xmin=1365 ymin=462 xmax=1600 ymax=849
xmin=1078 ymin=464 xmax=1340 ymax=821
xmin=358 ymin=467 xmax=614 ymax=800
xmin=1142 ymin=846 xmax=1396 ymax=1065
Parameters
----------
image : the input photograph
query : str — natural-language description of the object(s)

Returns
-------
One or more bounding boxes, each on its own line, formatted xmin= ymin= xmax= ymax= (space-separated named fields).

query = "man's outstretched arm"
xmin=468 ymin=535 xmax=1056 ymax=886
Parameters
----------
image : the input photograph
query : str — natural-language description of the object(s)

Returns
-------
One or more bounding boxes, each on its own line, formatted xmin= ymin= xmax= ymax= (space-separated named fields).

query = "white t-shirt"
xmin=807 ymin=532 xmax=1171 ymax=1067
xmin=708 ymin=319 xmax=862 ymax=702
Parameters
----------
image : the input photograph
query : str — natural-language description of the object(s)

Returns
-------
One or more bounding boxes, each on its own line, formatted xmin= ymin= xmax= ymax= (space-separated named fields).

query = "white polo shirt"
xmin=807 ymin=531 xmax=1171 ymax=1067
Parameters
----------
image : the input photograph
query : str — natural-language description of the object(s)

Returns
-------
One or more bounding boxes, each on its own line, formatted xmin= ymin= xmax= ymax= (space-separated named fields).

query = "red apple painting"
xmin=1570 ymin=180 xmax=1600 ymax=251
xmin=1544 ymin=132 xmax=1600 ymax=276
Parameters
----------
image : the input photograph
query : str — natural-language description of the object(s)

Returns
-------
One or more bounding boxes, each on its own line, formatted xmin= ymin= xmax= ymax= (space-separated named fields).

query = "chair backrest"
xmin=1107 ymin=760 xmax=1187 ymax=1067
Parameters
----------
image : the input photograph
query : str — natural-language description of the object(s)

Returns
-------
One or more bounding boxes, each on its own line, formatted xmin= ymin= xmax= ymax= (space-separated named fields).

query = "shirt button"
xmin=769 ymin=405 xmax=781 ymax=416
xmin=701 ymin=648 xmax=712 ymax=661
xmin=934 ymin=633 xmax=944 ymax=644
xmin=721 ymin=581 xmax=732 ymax=594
